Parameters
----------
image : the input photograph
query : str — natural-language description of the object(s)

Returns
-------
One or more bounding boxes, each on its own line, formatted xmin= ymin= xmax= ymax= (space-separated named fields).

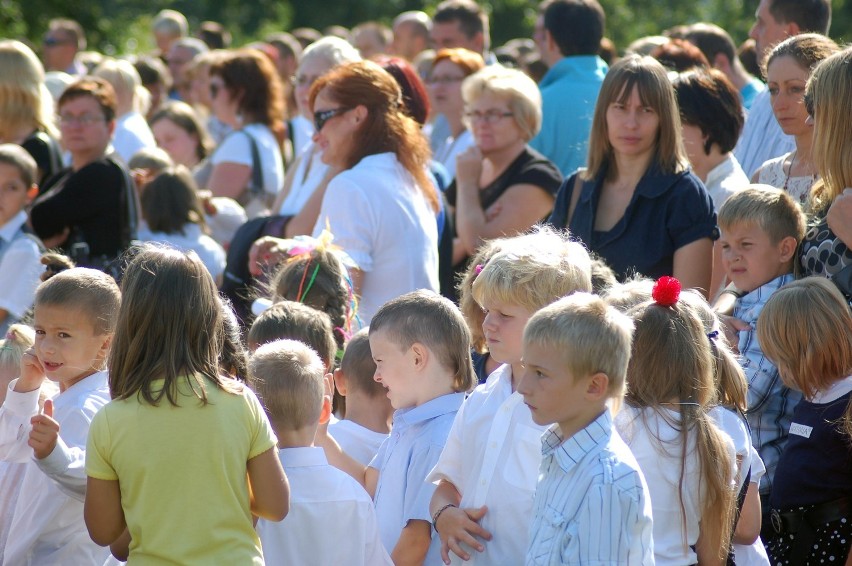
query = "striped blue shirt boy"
xmin=525 ymin=410 xmax=654 ymax=566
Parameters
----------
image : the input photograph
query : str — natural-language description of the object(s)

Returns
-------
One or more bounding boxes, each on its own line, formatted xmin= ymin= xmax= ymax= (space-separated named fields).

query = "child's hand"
xmin=436 ymin=505 xmax=492 ymax=564
xmin=29 ymin=399 xmax=59 ymax=460
xmin=15 ymin=348 xmax=45 ymax=393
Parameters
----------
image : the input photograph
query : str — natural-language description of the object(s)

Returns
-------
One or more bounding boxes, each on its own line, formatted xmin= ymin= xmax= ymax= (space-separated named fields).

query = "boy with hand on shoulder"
xmin=328 ymin=327 xmax=392 ymax=466
xmin=518 ymin=292 xmax=654 ymax=565
xmin=322 ymin=290 xmax=474 ymax=565
xmin=0 ymin=267 xmax=119 ymax=565
xmin=249 ymin=339 xmax=392 ymax=566
xmin=717 ymin=185 xmax=806 ymax=505
xmin=0 ymin=144 xmax=44 ymax=335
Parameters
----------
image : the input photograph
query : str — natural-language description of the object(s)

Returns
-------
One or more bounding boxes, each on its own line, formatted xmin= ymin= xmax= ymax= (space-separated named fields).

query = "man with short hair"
xmin=42 ymin=19 xmax=86 ymax=75
xmin=167 ymin=38 xmax=208 ymax=102
xmin=152 ymin=9 xmax=188 ymax=56
xmin=734 ymin=0 xmax=831 ymax=177
xmin=431 ymin=0 xmax=490 ymax=57
xmin=685 ymin=23 xmax=765 ymax=110
xmin=391 ymin=11 xmax=432 ymax=62
xmin=529 ymin=0 xmax=608 ymax=177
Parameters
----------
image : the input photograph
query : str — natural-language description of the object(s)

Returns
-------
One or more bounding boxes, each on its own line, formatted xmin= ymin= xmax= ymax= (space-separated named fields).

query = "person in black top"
xmin=30 ymin=78 xmax=129 ymax=262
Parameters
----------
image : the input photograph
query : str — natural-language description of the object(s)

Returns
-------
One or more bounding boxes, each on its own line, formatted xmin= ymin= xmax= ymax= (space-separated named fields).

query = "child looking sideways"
xmin=0 ymin=268 xmax=119 ymax=565
xmin=250 ymin=339 xmax=392 ymax=566
xmin=428 ymin=229 xmax=592 ymax=565
xmin=84 ymin=246 xmax=288 ymax=563
xmin=717 ymin=185 xmax=806 ymax=504
xmin=519 ymin=292 xmax=654 ymax=565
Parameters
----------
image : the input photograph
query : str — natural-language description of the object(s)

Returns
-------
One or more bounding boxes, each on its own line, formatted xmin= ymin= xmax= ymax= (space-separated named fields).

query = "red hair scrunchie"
xmin=652 ymin=276 xmax=681 ymax=306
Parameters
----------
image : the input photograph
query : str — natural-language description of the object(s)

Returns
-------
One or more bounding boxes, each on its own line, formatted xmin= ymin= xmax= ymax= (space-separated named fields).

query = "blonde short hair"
xmin=524 ymin=292 xmax=634 ymax=400
xmin=0 ymin=40 xmax=58 ymax=141
xmin=604 ymin=276 xmax=654 ymax=313
xmin=0 ymin=324 xmax=35 ymax=372
xmin=717 ymin=185 xmax=806 ymax=244
xmin=462 ymin=65 xmax=542 ymax=142
xmin=249 ymin=339 xmax=326 ymax=430
xmin=472 ymin=227 xmax=592 ymax=313
xmin=757 ymin=277 xmax=852 ymax=398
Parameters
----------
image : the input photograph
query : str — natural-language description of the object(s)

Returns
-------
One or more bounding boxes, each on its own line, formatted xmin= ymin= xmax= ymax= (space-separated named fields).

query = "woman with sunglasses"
xmin=447 ymin=65 xmax=562 ymax=299
xmin=308 ymin=60 xmax=440 ymax=323
xmin=203 ymin=49 xmax=285 ymax=218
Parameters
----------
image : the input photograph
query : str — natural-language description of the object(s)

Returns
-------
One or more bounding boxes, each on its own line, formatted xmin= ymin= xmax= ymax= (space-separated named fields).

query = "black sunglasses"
xmin=43 ymin=37 xmax=70 ymax=47
xmin=314 ymin=107 xmax=352 ymax=132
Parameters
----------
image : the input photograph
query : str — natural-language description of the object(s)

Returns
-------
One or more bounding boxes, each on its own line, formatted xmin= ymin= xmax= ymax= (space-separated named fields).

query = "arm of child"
xmin=390 ymin=519 xmax=432 ymax=566
xmin=109 ymin=528 xmax=131 ymax=561
xmin=246 ymin=446 xmax=290 ymax=522
xmin=0 ymin=353 xmax=45 ymax=462
xmin=315 ymin=426 xmax=373 ymax=493
xmin=431 ymin=479 xmax=491 ymax=564
xmin=733 ymin=479 xmax=761 ymax=545
xmin=30 ymin=400 xmax=91 ymax=500
xmin=695 ymin=528 xmax=727 ymax=566
xmin=84 ymin=477 xmax=127 ymax=546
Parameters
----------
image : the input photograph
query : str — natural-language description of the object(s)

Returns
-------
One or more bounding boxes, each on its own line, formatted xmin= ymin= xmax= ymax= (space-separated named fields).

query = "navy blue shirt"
xmin=548 ymin=163 xmax=716 ymax=281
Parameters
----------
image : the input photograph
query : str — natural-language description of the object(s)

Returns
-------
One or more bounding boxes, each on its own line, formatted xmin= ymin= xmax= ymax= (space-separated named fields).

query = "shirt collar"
xmin=542 ymin=409 xmax=612 ymax=474
xmin=54 ymin=370 xmax=109 ymax=408
xmin=393 ymin=392 xmax=465 ymax=428
xmin=0 ymin=210 xmax=28 ymax=240
xmin=704 ymin=155 xmax=737 ymax=188
xmin=278 ymin=446 xmax=328 ymax=468
xmin=737 ymin=272 xmax=795 ymax=308
xmin=539 ymin=55 xmax=607 ymax=87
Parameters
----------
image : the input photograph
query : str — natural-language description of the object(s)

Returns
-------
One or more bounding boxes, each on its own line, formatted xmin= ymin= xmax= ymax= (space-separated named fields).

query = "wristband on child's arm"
xmin=432 ymin=504 xmax=457 ymax=534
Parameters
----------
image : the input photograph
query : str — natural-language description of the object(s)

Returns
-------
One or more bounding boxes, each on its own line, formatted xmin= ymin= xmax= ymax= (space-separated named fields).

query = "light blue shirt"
xmin=734 ymin=272 xmax=801 ymax=496
xmin=529 ymin=55 xmax=607 ymax=177
xmin=526 ymin=410 xmax=654 ymax=566
xmin=734 ymin=88 xmax=795 ymax=178
xmin=371 ymin=392 xmax=465 ymax=556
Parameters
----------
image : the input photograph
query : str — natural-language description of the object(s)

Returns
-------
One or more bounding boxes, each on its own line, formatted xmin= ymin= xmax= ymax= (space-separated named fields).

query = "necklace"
xmin=782 ymin=150 xmax=818 ymax=204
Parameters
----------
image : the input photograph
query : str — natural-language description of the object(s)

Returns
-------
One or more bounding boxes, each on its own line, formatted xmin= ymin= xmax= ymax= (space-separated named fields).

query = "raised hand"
xmin=29 ymin=399 xmax=59 ymax=460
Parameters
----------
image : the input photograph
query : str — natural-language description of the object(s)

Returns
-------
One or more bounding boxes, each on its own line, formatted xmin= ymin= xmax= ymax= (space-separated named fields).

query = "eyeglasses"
xmin=209 ymin=82 xmax=225 ymax=99
xmin=426 ymin=75 xmax=465 ymax=86
xmin=314 ymin=107 xmax=353 ymax=131
xmin=58 ymin=114 xmax=106 ymax=127
xmin=464 ymin=110 xmax=514 ymax=124
xmin=43 ymin=37 xmax=71 ymax=47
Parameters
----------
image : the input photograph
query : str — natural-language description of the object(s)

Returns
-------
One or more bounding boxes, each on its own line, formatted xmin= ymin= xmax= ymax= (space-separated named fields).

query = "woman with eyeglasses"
xmin=427 ymin=48 xmax=485 ymax=179
xmin=548 ymin=55 xmax=715 ymax=294
xmin=0 ymin=40 xmax=63 ymax=186
xmin=202 ymin=49 xmax=285 ymax=218
xmin=447 ymin=65 xmax=562 ymax=298
xmin=307 ymin=60 xmax=440 ymax=323
xmin=30 ymin=78 xmax=133 ymax=264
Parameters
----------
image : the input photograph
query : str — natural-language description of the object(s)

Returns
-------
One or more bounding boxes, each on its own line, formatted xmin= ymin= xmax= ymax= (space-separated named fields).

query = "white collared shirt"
xmin=426 ymin=364 xmax=546 ymax=565
xmin=328 ymin=418 xmax=389 ymax=467
xmin=256 ymin=446 xmax=392 ymax=566
xmin=0 ymin=371 xmax=111 ymax=565
xmin=704 ymin=154 xmax=748 ymax=213
xmin=0 ymin=210 xmax=43 ymax=329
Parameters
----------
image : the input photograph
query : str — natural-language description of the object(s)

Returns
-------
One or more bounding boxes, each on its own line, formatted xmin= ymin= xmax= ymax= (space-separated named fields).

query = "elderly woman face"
xmin=295 ymin=57 xmax=335 ymax=121
xmin=58 ymin=95 xmax=113 ymax=160
xmin=466 ymin=91 xmax=523 ymax=155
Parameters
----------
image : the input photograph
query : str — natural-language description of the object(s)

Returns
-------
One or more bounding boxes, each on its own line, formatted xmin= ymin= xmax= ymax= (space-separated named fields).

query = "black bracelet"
xmin=431 ymin=503 xmax=457 ymax=533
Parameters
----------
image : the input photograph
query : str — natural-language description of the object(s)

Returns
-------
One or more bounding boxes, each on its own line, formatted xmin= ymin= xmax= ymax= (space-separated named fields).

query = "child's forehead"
xmin=479 ymin=295 xmax=532 ymax=314
xmin=719 ymin=220 xmax=766 ymax=237
xmin=34 ymin=303 xmax=99 ymax=332
xmin=0 ymin=163 xmax=28 ymax=186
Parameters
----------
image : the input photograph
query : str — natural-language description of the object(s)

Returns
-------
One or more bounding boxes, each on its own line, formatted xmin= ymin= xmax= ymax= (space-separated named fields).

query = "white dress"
xmin=757 ymin=152 xmax=815 ymax=206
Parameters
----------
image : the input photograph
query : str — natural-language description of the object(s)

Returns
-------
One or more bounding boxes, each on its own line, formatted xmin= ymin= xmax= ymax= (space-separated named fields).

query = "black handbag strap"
xmin=241 ymin=129 xmax=264 ymax=198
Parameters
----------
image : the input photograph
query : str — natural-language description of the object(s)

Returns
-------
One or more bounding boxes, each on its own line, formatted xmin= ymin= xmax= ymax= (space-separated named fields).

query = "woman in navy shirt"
xmin=548 ymin=55 xmax=715 ymax=295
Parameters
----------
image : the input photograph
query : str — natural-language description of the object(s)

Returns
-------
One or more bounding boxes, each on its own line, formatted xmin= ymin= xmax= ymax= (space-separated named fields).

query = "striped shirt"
xmin=526 ymin=410 xmax=654 ymax=566
xmin=734 ymin=272 xmax=802 ymax=496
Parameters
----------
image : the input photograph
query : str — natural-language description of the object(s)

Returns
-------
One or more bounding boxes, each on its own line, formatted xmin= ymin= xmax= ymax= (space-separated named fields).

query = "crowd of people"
xmin=0 ymin=0 xmax=851 ymax=564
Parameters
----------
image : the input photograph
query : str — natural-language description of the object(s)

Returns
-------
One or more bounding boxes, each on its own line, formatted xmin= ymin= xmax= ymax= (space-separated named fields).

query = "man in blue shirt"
xmin=529 ymin=0 xmax=608 ymax=177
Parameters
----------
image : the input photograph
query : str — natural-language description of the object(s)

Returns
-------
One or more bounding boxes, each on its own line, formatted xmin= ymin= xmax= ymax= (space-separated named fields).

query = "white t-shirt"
xmin=112 ymin=111 xmax=156 ymax=165
xmin=328 ymin=418 xmax=389 ymax=467
xmin=426 ymin=364 xmax=546 ymax=566
xmin=615 ymin=406 xmax=737 ymax=566
xmin=433 ymin=129 xmax=474 ymax=181
xmin=704 ymin=154 xmax=748 ymax=214
xmin=277 ymin=143 xmax=329 ymax=216
xmin=0 ymin=211 xmax=43 ymax=331
xmin=211 ymin=124 xmax=284 ymax=197
xmin=137 ymin=223 xmax=226 ymax=281
xmin=312 ymin=152 xmax=439 ymax=324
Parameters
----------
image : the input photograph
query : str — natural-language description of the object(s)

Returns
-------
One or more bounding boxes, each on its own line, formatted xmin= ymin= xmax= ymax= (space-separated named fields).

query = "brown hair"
xmin=585 ymin=55 xmax=689 ymax=181
xmin=431 ymin=48 xmax=485 ymax=77
xmin=35 ymin=267 xmax=120 ymax=335
xmin=764 ymin=33 xmax=839 ymax=78
xmin=149 ymin=101 xmax=213 ymax=162
xmin=309 ymin=60 xmax=439 ymax=212
xmin=140 ymin=166 xmax=208 ymax=235
xmin=340 ymin=328 xmax=384 ymax=398
xmin=718 ymin=185 xmax=806 ymax=244
xmin=248 ymin=301 xmax=337 ymax=370
xmin=58 ymin=77 xmax=117 ymax=122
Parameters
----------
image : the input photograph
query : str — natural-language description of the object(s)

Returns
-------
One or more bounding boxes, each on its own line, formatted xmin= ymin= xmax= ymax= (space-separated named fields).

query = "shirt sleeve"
xmin=0 ymin=380 xmax=41 ymax=463
xmin=36 ymin=408 xmax=99 ymax=501
xmin=313 ymin=175 xmax=376 ymax=272
xmin=360 ymin=497 xmax=395 ymax=566
xmin=402 ymin=442 xmax=444 ymax=525
xmin=0 ymin=238 xmax=43 ymax=318
xmin=512 ymin=155 xmax=564 ymax=197
xmin=86 ymin=407 xmax=118 ymax=481
xmin=425 ymin=401 xmax=466 ymax=486
xmin=211 ymin=132 xmax=252 ymax=167
xmin=666 ymin=174 xmax=717 ymax=250
xmin=244 ymin=386 xmax=278 ymax=460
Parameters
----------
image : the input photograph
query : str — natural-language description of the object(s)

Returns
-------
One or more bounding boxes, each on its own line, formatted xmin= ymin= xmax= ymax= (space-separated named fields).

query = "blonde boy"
xmin=0 ymin=268 xmax=119 ymax=565
xmin=519 ymin=293 xmax=653 ymax=564
xmin=249 ymin=339 xmax=392 ymax=566
xmin=428 ymin=229 xmax=592 ymax=565
xmin=328 ymin=328 xmax=393 ymax=466
xmin=0 ymin=144 xmax=43 ymax=335
xmin=717 ymin=185 xmax=806 ymax=502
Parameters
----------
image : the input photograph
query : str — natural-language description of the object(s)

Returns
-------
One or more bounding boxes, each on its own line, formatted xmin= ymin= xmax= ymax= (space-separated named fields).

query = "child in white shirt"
xmin=250 ymin=339 xmax=391 ymax=566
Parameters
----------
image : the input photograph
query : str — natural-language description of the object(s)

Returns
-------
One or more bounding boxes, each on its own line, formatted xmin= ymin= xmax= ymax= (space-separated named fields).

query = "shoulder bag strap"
xmin=241 ymin=129 xmax=264 ymax=197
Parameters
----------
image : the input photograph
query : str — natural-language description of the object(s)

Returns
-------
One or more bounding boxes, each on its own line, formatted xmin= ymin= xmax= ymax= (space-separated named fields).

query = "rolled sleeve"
xmin=666 ymin=178 xmax=717 ymax=250
xmin=86 ymin=409 xmax=118 ymax=481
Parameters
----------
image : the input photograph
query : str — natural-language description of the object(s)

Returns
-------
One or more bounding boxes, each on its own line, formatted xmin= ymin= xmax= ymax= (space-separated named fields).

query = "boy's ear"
xmin=319 ymin=394 xmax=332 ymax=425
xmin=778 ymin=236 xmax=798 ymax=263
xmin=585 ymin=372 xmax=609 ymax=400
xmin=27 ymin=184 xmax=38 ymax=202
xmin=410 ymin=342 xmax=429 ymax=370
xmin=333 ymin=368 xmax=347 ymax=396
xmin=322 ymin=372 xmax=334 ymax=397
